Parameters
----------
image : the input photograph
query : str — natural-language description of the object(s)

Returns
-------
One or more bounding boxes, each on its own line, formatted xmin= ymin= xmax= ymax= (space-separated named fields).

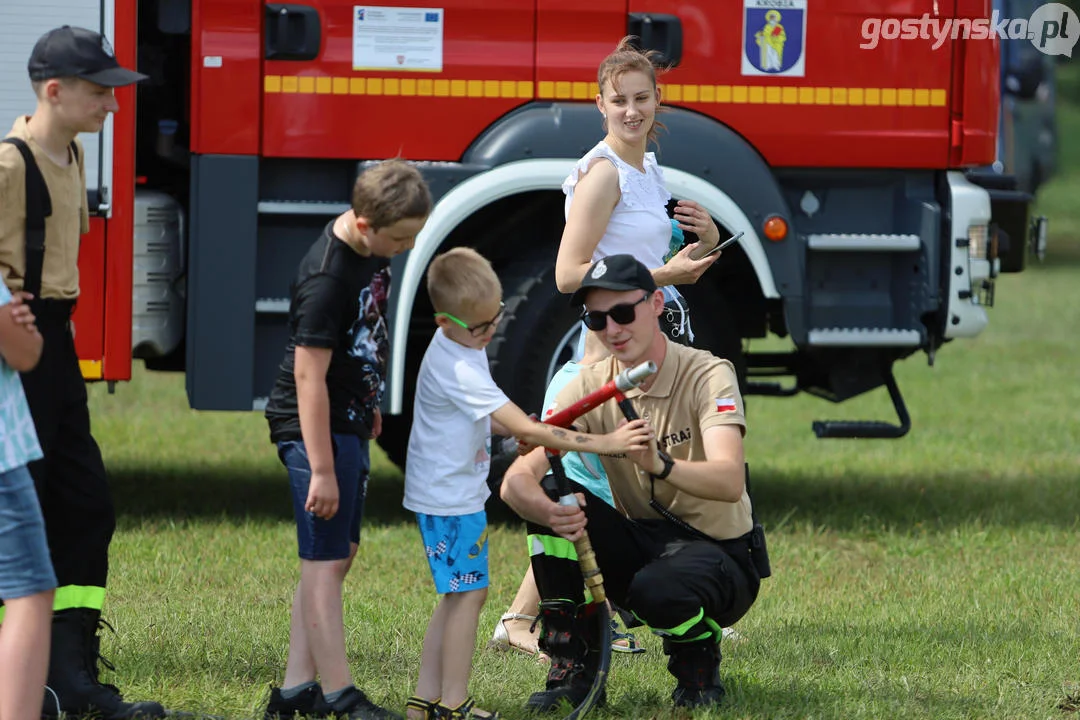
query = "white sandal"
xmin=488 ymin=612 xmax=542 ymax=656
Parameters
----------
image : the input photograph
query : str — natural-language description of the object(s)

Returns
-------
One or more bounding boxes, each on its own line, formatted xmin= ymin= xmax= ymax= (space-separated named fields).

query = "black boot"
xmin=42 ymin=609 xmax=166 ymax=719
xmin=665 ymin=637 xmax=725 ymax=709
xmin=525 ymin=601 xmax=604 ymax=712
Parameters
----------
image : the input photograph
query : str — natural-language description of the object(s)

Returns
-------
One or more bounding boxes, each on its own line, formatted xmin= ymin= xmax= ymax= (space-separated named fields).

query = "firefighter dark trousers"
xmin=18 ymin=301 xmax=114 ymax=614
xmin=527 ymin=480 xmax=759 ymax=641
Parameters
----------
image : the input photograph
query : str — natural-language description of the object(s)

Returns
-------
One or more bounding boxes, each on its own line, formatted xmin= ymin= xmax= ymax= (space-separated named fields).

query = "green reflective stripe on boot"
xmin=0 ymin=585 xmax=105 ymax=623
xmin=53 ymin=585 xmax=106 ymax=612
xmin=528 ymin=533 xmax=578 ymax=561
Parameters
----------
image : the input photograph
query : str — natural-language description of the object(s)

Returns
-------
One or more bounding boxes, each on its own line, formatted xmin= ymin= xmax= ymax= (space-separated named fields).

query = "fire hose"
xmin=539 ymin=360 xmax=657 ymax=720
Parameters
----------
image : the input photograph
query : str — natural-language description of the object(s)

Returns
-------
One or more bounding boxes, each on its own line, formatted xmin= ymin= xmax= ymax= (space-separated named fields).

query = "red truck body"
xmin=3 ymin=0 xmax=1030 ymax=449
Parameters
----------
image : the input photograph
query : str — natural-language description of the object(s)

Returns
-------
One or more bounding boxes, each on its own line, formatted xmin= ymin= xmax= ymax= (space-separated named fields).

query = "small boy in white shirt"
xmin=403 ymin=247 xmax=652 ymax=720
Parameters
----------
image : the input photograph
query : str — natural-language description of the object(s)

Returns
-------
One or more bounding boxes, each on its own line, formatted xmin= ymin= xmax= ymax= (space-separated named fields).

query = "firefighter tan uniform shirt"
xmin=0 ymin=116 xmax=89 ymax=299
xmin=554 ymin=341 xmax=754 ymax=542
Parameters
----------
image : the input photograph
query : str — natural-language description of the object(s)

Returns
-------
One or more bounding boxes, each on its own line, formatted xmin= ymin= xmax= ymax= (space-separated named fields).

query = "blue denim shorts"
xmin=278 ymin=435 xmax=369 ymax=561
xmin=0 ymin=466 xmax=57 ymax=600
xmin=416 ymin=511 xmax=490 ymax=594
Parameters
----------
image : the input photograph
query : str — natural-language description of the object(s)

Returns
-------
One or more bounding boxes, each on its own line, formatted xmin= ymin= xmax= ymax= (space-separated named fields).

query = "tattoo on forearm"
xmin=551 ymin=429 xmax=567 ymax=439
xmin=574 ymin=435 xmax=593 ymax=445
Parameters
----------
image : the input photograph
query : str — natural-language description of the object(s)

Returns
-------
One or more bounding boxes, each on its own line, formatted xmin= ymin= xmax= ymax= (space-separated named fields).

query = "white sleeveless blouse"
xmin=562 ymin=141 xmax=674 ymax=270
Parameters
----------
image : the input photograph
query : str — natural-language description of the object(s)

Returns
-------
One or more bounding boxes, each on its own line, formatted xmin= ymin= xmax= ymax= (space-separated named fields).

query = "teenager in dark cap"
xmin=0 ymin=26 xmax=164 ymax=718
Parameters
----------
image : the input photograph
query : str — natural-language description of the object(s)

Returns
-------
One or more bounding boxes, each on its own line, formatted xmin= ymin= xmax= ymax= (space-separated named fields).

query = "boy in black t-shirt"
xmin=264 ymin=160 xmax=432 ymax=719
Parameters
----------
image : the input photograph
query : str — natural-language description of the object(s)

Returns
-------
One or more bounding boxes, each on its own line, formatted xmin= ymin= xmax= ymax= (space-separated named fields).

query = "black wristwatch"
xmin=651 ymin=450 xmax=675 ymax=480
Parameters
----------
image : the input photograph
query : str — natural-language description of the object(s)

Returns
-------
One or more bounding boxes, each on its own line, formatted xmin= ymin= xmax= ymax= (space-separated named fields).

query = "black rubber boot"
xmin=41 ymin=609 xmax=166 ymax=719
xmin=664 ymin=637 xmax=726 ymax=709
xmin=525 ymin=601 xmax=604 ymax=713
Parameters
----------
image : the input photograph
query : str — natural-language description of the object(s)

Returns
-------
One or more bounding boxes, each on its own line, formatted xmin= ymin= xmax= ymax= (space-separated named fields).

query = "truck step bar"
xmin=745 ymin=351 xmax=799 ymax=397
xmin=257 ymin=200 xmax=352 ymax=215
xmin=807 ymin=328 xmax=921 ymax=347
xmin=255 ymin=298 xmax=290 ymax=314
xmin=812 ymin=369 xmax=911 ymax=439
xmin=807 ymin=233 xmax=920 ymax=251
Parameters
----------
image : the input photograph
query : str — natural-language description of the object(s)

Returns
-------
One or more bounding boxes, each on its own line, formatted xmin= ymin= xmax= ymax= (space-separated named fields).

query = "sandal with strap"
xmin=435 ymin=697 xmax=500 ymax=719
xmin=611 ymin=617 xmax=646 ymax=654
xmin=488 ymin=612 xmax=541 ymax=657
xmin=406 ymin=696 xmax=440 ymax=720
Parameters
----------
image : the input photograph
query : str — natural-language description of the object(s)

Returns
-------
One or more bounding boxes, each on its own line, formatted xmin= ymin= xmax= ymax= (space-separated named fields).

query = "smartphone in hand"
xmin=699 ymin=231 xmax=744 ymax=259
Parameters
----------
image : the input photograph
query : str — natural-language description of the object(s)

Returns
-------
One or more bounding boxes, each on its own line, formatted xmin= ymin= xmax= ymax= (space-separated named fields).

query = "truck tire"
xmin=677 ymin=284 xmax=748 ymax=396
xmin=376 ymin=336 xmax=425 ymax=471
xmin=378 ymin=261 xmax=580 ymax=477
xmin=376 ymin=411 xmax=411 ymax=471
xmin=485 ymin=261 xmax=581 ymax=489
xmin=488 ymin=261 xmax=581 ymax=416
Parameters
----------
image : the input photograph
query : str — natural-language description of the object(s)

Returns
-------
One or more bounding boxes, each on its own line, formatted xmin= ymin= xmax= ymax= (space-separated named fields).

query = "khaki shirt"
xmin=0 ymin=116 xmax=89 ymax=299
xmin=553 ymin=341 xmax=753 ymax=541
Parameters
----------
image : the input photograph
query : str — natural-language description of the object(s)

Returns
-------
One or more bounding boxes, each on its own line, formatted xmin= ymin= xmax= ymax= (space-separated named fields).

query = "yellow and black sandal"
xmin=406 ymin=695 xmax=440 ymax=720
xmin=434 ymin=697 xmax=500 ymax=719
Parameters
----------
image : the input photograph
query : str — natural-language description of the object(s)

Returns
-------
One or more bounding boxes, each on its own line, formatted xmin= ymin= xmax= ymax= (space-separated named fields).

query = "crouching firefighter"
xmin=500 ymin=254 xmax=771 ymax=712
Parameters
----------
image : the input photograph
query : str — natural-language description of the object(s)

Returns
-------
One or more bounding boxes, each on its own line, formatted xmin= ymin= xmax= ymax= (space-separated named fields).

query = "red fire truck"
xmin=1 ymin=0 xmax=1039 ymax=466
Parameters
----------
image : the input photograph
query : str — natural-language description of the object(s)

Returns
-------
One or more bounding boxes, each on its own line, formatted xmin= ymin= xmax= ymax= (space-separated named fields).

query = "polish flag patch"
xmin=715 ymin=397 xmax=737 ymax=413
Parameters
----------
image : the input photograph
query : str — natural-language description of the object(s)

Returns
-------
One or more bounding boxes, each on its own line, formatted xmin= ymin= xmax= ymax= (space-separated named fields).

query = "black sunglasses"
xmin=581 ymin=293 xmax=650 ymax=331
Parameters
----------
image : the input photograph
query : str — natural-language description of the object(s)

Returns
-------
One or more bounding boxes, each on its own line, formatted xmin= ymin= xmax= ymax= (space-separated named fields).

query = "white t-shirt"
xmin=403 ymin=328 xmax=510 ymax=515
xmin=562 ymin=140 xmax=675 ymax=270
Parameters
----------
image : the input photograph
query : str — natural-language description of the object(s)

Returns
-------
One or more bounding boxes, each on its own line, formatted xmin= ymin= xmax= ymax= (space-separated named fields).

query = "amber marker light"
xmin=763 ymin=216 xmax=788 ymax=242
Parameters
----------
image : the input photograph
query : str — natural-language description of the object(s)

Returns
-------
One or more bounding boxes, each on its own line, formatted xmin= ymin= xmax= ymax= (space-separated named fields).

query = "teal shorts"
xmin=416 ymin=511 xmax=490 ymax=594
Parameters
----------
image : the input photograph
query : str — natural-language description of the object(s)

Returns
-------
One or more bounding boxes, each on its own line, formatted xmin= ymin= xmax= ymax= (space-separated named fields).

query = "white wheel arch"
xmin=388 ymin=159 xmax=780 ymax=414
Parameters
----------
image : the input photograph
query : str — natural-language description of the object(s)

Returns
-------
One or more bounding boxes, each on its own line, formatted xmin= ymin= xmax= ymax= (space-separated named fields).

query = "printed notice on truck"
xmin=353 ymin=6 xmax=444 ymax=72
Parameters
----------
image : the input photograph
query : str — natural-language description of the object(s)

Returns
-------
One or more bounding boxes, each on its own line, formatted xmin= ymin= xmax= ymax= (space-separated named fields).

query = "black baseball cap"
xmin=570 ymin=254 xmax=658 ymax=306
xmin=28 ymin=26 xmax=147 ymax=87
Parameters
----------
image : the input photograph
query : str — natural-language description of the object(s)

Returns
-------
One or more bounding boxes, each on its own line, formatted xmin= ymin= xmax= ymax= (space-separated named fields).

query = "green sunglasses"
xmin=435 ymin=301 xmax=505 ymax=337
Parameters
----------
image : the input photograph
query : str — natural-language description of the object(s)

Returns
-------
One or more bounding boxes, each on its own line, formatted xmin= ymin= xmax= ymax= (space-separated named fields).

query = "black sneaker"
xmin=324 ymin=686 xmax=402 ymax=720
xmin=264 ymin=684 xmax=324 ymax=719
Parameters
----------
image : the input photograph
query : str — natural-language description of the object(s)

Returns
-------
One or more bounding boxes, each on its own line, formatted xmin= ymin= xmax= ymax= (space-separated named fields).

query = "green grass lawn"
xmin=83 ymin=98 xmax=1080 ymax=719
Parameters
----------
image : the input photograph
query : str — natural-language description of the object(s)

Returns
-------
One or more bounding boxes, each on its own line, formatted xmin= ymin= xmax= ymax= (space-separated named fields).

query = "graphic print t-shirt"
xmin=265 ymin=221 xmax=391 ymax=442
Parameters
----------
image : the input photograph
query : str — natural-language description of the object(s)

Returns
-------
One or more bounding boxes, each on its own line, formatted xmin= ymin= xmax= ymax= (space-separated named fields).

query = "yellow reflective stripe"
xmin=0 ymin=585 xmax=104 ymax=623
xmin=262 ymin=76 xmax=947 ymax=107
xmin=661 ymin=84 xmax=946 ymax=107
xmin=265 ymin=76 xmax=535 ymax=99
xmin=528 ymin=533 xmax=577 ymax=561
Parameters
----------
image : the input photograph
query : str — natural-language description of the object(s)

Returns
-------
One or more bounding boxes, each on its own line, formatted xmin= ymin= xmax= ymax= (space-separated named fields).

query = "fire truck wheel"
xmin=376 ymin=341 xmax=425 ymax=471
xmin=680 ymin=288 xmax=748 ymax=397
xmin=376 ymin=413 xmax=411 ymax=471
xmin=489 ymin=262 xmax=581 ymax=413
xmin=486 ymin=261 xmax=582 ymax=485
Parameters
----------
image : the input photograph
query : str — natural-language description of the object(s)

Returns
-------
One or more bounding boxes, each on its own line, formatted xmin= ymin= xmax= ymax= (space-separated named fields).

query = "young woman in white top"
xmin=557 ymin=36 xmax=723 ymax=351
